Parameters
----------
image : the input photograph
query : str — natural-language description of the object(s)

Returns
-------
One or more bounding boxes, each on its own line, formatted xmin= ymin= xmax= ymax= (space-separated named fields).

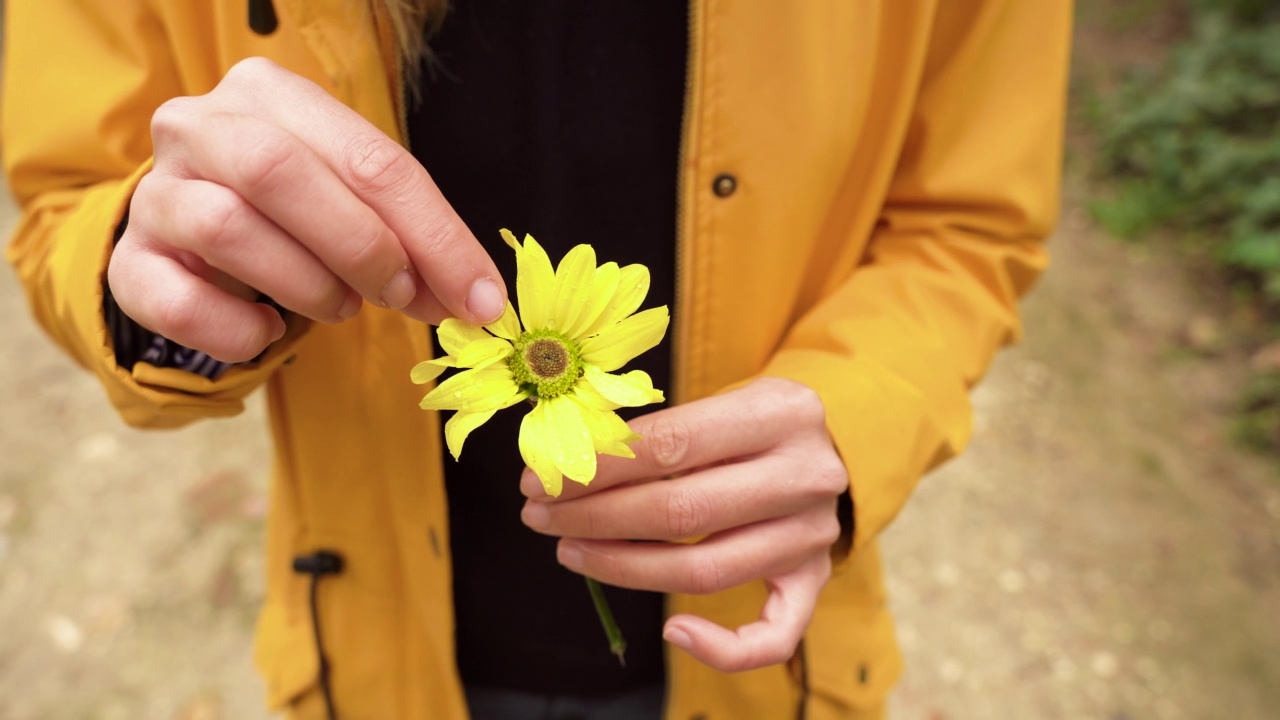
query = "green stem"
xmin=585 ymin=577 xmax=627 ymax=666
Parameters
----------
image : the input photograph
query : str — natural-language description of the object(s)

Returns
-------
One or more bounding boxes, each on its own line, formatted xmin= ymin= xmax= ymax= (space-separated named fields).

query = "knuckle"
xmin=582 ymin=503 xmax=604 ymax=539
xmin=644 ymin=417 xmax=693 ymax=471
xmin=344 ymin=135 xmax=416 ymax=197
xmin=766 ymin=637 xmax=803 ymax=667
xmin=223 ymin=56 xmax=280 ymax=86
xmin=814 ymin=511 xmax=843 ymax=549
xmin=235 ymin=132 xmax=298 ymax=193
xmin=289 ymin=276 xmax=348 ymax=320
xmin=412 ymin=217 xmax=463 ymax=263
xmin=336 ymin=223 xmax=389 ymax=272
xmin=190 ymin=192 xmax=248 ymax=252
xmin=664 ymin=486 xmax=714 ymax=539
xmin=151 ymin=286 xmax=203 ymax=341
xmin=787 ymin=382 xmax=826 ymax=426
xmin=686 ymin=554 xmax=726 ymax=596
xmin=813 ymin=454 xmax=849 ymax=495
xmin=150 ymin=97 xmax=199 ymax=147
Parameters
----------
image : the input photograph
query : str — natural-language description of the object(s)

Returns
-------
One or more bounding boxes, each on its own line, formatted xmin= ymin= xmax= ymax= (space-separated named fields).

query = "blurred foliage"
xmin=1093 ymin=0 xmax=1280 ymax=299
xmin=1092 ymin=0 xmax=1280 ymax=455
xmin=1232 ymin=370 xmax=1280 ymax=454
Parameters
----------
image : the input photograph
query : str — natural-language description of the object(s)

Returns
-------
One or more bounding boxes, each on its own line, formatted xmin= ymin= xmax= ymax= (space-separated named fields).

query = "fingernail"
xmin=269 ymin=312 xmax=287 ymax=341
xmin=558 ymin=542 xmax=584 ymax=570
xmin=337 ymin=293 xmax=362 ymax=320
xmin=466 ymin=277 xmax=505 ymax=324
xmin=664 ymin=626 xmax=692 ymax=650
xmin=381 ymin=268 xmax=417 ymax=309
xmin=520 ymin=469 xmax=548 ymax=499
xmin=521 ymin=501 xmax=550 ymax=529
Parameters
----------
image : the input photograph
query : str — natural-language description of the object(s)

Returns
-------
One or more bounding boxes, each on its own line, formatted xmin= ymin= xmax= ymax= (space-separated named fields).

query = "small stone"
xmin=898 ymin=622 xmax=918 ymax=649
xmin=45 ymin=613 xmax=84 ymax=653
xmin=1091 ymin=651 xmax=1119 ymax=678
xmin=76 ymin=432 xmax=120 ymax=461
xmin=998 ymin=569 xmax=1026 ymax=594
xmin=1052 ymin=657 xmax=1077 ymax=683
xmin=934 ymin=563 xmax=960 ymax=586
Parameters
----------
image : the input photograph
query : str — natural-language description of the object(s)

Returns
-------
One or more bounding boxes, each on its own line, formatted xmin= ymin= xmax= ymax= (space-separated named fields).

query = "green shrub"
xmin=1094 ymin=5 xmax=1280 ymax=300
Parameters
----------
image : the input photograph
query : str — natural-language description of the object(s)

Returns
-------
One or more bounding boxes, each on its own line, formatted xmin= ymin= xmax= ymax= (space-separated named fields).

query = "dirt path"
xmin=882 ymin=174 xmax=1280 ymax=719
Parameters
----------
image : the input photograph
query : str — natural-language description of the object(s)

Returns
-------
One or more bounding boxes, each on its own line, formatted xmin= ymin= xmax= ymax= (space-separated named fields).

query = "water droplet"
xmin=453 ymin=391 xmax=462 ymax=398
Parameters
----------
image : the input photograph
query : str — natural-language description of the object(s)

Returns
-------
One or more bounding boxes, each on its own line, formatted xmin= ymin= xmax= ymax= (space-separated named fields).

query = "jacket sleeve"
xmin=2 ymin=1 xmax=304 ymax=429
xmin=762 ymin=0 xmax=1072 ymax=554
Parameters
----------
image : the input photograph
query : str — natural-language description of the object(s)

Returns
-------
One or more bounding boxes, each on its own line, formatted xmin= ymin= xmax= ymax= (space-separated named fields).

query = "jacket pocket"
xmin=798 ymin=542 xmax=903 ymax=720
xmin=254 ymin=536 xmax=410 ymax=718
xmin=801 ymin=598 xmax=901 ymax=720
xmin=254 ymin=598 xmax=321 ymax=711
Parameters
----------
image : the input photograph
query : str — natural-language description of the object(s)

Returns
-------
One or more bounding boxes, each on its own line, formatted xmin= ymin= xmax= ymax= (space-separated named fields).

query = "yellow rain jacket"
xmin=3 ymin=1 xmax=1072 ymax=717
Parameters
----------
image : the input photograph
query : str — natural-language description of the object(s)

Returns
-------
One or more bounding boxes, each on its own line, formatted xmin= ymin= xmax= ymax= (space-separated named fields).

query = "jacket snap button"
xmin=712 ymin=173 xmax=737 ymax=198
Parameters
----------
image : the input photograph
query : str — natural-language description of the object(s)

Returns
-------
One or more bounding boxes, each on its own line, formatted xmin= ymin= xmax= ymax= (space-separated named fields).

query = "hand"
xmin=519 ymin=377 xmax=848 ymax=672
xmin=109 ymin=57 xmax=507 ymax=363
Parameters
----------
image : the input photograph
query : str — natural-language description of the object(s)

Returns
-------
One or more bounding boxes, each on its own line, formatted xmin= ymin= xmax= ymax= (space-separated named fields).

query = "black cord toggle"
xmin=248 ymin=0 xmax=279 ymax=36
xmin=293 ymin=550 xmax=345 ymax=576
xmin=293 ymin=550 xmax=344 ymax=720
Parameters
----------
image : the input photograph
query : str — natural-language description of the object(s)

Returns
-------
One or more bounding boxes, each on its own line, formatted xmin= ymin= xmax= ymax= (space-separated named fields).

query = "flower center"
xmin=508 ymin=329 xmax=582 ymax=399
xmin=525 ymin=339 xmax=568 ymax=379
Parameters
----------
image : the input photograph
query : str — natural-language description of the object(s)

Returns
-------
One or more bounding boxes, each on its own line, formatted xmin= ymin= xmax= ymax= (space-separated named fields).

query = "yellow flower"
xmin=412 ymin=229 xmax=668 ymax=497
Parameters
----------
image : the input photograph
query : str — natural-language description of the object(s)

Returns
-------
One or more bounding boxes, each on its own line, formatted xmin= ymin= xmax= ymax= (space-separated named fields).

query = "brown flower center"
xmin=525 ymin=338 xmax=569 ymax=380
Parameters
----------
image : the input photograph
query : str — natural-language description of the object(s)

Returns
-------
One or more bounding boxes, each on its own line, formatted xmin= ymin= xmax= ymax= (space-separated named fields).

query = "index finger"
xmin=220 ymin=58 xmax=507 ymax=324
xmin=520 ymin=381 xmax=801 ymax=500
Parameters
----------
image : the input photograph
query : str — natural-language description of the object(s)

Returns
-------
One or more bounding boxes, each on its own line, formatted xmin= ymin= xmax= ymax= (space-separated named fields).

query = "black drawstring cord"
xmin=248 ymin=0 xmax=279 ymax=35
xmin=293 ymin=550 xmax=345 ymax=720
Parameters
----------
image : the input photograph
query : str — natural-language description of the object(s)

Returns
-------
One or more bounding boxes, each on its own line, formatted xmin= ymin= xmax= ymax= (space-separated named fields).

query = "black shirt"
xmin=409 ymin=0 xmax=687 ymax=698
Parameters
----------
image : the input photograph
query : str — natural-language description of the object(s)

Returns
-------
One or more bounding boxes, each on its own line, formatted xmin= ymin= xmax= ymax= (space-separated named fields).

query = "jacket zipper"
xmin=671 ymin=0 xmax=702 ymax=407
xmin=370 ymin=0 xmax=410 ymax=146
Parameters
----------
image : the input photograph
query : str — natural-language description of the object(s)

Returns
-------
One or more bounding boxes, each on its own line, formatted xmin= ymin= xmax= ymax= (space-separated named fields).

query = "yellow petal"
xmin=570 ymin=376 xmax=622 ymax=411
xmin=519 ymin=402 xmax=563 ymax=497
xmin=552 ymin=244 xmax=598 ymax=338
xmin=485 ymin=301 xmax=522 ymax=340
xmin=583 ymin=263 xmax=650 ymax=337
xmin=419 ymin=363 xmax=522 ymax=412
xmin=444 ymin=409 xmax=496 ymax=460
xmin=570 ymin=396 xmax=640 ymax=458
xmin=566 ymin=261 xmax=620 ymax=341
xmin=456 ymin=336 xmax=513 ymax=370
xmin=513 ymin=232 xmax=555 ymax=332
xmin=410 ymin=357 xmax=454 ymax=385
xmin=578 ymin=306 xmax=670 ymax=372
xmin=500 ymin=228 xmax=521 ymax=251
xmin=583 ymin=366 xmax=665 ymax=407
xmin=437 ymin=318 xmax=492 ymax=358
xmin=541 ymin=396 xmax=598 ymax=485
